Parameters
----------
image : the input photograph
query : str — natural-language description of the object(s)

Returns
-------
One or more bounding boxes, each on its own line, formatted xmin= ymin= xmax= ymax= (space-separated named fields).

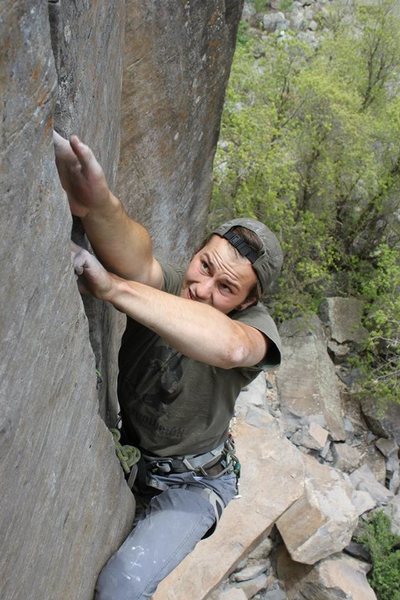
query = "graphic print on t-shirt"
xmin=122 ymin=342 xmax=187 ymax=442
xmin=134 ymin=344 xmax=184 ymax=407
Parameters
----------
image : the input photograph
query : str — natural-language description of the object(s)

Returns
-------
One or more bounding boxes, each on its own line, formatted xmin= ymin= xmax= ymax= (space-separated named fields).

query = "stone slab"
xmin=153 ymin=418 xmax=304 ymax=600
xmin=276 ymin=455 xmax=358 ymax=564
xmin=276 ymin=316 xmax=346 ymax=441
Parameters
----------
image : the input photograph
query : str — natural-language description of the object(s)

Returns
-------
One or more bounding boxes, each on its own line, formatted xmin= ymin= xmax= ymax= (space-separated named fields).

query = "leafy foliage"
xmin=356 ymin=244 xmax=400 ymax=404
xmin=356 ymin=511 xmax=400 ymax=600
xmin=210 ymin=0 xmax=400 ymax=404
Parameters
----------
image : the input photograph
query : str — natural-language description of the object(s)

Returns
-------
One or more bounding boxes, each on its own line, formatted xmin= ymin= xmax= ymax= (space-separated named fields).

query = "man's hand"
xmin=54 ymin=131 xmax=111 ymax=217
xmin=72 ymin=243 xmax=115 ymax=300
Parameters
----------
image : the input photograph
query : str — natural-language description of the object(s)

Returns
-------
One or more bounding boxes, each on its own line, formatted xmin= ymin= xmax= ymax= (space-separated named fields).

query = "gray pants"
xmin=95 ymin=470 xmax=237 ymax=600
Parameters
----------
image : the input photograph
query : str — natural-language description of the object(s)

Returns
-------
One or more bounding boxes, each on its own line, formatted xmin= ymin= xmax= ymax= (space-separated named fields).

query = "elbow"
xmin=220 ymin=341 xmax=250 ymax=369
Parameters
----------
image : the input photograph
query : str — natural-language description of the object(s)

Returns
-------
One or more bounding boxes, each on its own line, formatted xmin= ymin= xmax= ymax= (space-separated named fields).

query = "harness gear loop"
xmin=110 ymin=428 xmax=141 ymax=475
xmin=223 ymin=434 xmax=241 ymax=494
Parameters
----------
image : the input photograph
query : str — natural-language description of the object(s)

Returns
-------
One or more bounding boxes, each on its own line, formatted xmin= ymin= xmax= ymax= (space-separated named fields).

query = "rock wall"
xmin=117 ymin=0 xmax=243 ymax=261
xmin=0 ymin=1 xmax=242 ymax=599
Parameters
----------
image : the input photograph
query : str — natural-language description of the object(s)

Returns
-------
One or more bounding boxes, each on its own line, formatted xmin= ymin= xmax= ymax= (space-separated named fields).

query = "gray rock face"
xmin=1 ymin=3 xmax=134 ymax=600
xmin=1 ymin=2 xmax=241 ymax=599
xmin=49 ymin=0 xmax=126 ymax=422
xmin=117 ymin=0 xmax=244 ymax=264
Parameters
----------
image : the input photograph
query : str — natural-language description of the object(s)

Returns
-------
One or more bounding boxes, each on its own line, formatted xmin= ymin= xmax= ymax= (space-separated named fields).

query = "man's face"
xmin=180 ymin=235 xmax=258 ymax=314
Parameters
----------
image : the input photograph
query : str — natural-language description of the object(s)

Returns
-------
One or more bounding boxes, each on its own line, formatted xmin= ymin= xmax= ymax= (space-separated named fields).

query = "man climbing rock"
xmin=54 ymin=131 xmax=283 ymax=600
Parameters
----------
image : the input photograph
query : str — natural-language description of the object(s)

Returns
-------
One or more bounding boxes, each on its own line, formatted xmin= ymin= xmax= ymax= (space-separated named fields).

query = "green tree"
xmin=210 ymin=0 xmax=400 ymax=403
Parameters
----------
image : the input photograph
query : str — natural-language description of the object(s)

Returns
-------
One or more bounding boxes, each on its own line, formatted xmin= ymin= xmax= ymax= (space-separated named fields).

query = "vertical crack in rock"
xmin=47 ymin=0 xmax=65 ymax=133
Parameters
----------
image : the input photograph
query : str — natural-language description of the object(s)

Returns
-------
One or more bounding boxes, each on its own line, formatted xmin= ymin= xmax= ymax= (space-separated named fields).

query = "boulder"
xmin=235 ymin=372 xmax=269 ymax=418
xmin=232 ymin=561 xmax=270 ymax=582
xmin=263 ymin=585 xmax=288 ymax=600
xmin=360 ymin=397 xmax=400 ymax=445
xmin=216 ymin=589 xmax=248 ymax=600
xmin=351 ymin=490 xmax=377 ymax=516
xmin=375 ymin=437 xmax=398 ymax=458
xmin=375 ymin=438 xmax=400 ymax=493
xmin=365 ymin=443 xmax=387 ymax=485
xmin=235 ymin=573 xmax=269 ymax=597
xmin=288 ymin=6 xmax=307 ymax=30
xmin=291 ymin=422 xmax=329 ymax=451
xmin=263 ymin=12 xmax=289 ymax=32
xmin=277 ymin=547 xmax=377 ymax=600
xmin=332 ymin=442 xmax=363 ymax=473
xmin=383 ymin=495 xmax=400 ymax=536
xmin=319 ymin=297 xmax=368 ymax=345
xmin=248 ymin=536 xmax=274 ymax=560
xmin=276 ymin=455 xmax=359 ymax=564
xmin=349 ymin=464 xmax=393 ymax=506
xmin=276 ymin=316 xmax=346 ymax=441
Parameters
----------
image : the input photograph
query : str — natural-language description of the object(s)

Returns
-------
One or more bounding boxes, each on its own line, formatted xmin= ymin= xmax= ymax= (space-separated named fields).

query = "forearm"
xmin=105 ymin=278 xmax=266 ymax=369
xmin=81 ymin=192 xmax=154 ymax=282
xmin=53 ymin=132 xmax=157 ymax=284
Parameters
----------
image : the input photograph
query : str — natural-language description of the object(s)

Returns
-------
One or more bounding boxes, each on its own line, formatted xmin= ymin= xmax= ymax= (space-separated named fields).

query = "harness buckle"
xmin=151 ymin=459 xmax=174 ymax=474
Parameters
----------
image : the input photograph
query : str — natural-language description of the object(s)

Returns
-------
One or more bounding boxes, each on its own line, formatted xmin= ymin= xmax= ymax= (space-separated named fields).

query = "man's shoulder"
xmin=231 ymin=300 xmax=273 ymax=326
xmin=158 ymin=260 xmax=185 ymax=295
xmin=231 ymin=302 xmax=282 ymax=369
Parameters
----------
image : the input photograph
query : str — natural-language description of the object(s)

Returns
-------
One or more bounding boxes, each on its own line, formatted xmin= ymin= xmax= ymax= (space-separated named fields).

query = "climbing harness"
xmin=142 ymin=435 xmax=241 ymax=486
xmin=110 ymin=428 xmax=241 ymax=529
xmin=110 ymin=425 xmax=241 ymax=498
xmin=110 ymin=428 xmax=141 ymax=488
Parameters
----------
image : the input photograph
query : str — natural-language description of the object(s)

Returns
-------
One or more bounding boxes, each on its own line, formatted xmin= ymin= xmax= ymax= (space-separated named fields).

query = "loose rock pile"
xmin=153 ymin=297 xmax=399 ymax=600
xmin=209 ymin=297 xmax=400 ymax=600
xmin=242 ymin=0 xmax=333 ymax=48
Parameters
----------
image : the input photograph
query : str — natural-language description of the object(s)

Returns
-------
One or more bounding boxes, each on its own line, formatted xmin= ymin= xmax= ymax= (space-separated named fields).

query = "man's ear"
xmin=236 ymin=298 xmax=257 ymax=312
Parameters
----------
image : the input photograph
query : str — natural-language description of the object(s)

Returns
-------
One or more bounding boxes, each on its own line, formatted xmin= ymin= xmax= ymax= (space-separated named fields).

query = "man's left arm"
xmin=73 ymin=247 xmax=267 ymax=369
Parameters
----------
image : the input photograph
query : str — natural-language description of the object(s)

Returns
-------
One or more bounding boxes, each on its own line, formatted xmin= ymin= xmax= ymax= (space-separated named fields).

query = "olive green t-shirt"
xmin=117 ymin=263 xmax=281 ymax=457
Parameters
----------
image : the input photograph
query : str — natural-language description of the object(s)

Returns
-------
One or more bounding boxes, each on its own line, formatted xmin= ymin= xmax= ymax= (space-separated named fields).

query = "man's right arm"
xmin=53 ymin=131 xmax=163 ymax=289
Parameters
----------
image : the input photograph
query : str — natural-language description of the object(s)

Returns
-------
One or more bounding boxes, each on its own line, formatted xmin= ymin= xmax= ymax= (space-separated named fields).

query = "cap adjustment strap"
xmin=223 ymin=230 xmax=259 ymax=264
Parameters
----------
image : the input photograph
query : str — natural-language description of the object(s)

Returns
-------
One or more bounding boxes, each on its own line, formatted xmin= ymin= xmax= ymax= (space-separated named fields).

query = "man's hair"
xmin=196 ymin=226 xmax=263 ymax=305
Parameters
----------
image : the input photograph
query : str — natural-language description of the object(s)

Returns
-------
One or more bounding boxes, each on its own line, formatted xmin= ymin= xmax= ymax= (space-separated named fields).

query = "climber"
xmin=53 ymin=131 xmax=283 ymax=600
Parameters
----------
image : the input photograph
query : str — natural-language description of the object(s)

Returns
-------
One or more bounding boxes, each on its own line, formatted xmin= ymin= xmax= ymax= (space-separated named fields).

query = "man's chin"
xmin=180 ymin=287 xmax=191 ymax=300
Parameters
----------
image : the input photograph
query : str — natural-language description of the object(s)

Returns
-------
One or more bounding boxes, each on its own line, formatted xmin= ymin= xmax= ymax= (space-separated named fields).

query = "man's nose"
xmin=195 ymin=279 xmax=213 ymax=301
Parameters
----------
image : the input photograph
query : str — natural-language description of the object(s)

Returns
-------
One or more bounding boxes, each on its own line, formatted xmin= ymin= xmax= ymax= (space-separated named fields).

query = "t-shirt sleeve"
xmin=158 ymin=260 xmax=185 ymax=296
xmin=231 ymin=303 xmax=282 ymax=371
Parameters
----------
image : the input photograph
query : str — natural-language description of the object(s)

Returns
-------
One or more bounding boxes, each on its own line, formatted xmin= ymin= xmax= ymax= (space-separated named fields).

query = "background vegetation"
xmin=356 ymin=511 xmax=400 ymax=600
xmin=209 ymin=0 xmax=400 ymax=406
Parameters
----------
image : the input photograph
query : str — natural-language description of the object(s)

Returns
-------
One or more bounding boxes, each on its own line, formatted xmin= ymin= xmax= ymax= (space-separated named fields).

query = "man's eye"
xmin=220 ymin=283 xmax=232 ymax=294
xmin=201 ymin=261 xmax=209 ymax=271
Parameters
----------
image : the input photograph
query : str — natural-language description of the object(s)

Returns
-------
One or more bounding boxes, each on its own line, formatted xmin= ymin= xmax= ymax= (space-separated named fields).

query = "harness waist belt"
xmin=141 ymin=441 xmax=228 ymax=476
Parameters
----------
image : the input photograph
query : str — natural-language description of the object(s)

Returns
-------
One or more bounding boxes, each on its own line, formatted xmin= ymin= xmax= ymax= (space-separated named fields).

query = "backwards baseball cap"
xmin=213 ymin=218 xmax=283 ymax=295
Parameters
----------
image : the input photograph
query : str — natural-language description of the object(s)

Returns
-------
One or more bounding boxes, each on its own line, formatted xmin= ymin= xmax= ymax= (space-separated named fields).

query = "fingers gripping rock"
xmin=71 ymin=244 xmax=114 ymax=300
xmin=53 ymin=130 xmax=111 ymax=217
